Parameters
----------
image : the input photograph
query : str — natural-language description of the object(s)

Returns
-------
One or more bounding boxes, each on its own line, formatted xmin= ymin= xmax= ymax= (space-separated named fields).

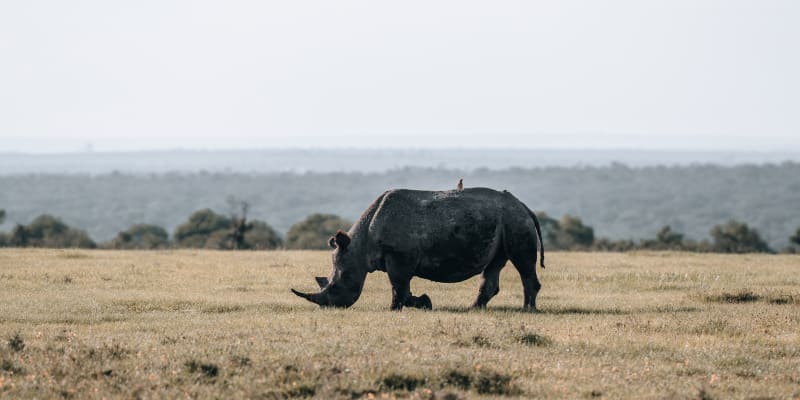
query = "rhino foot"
xmin=405 ymin=294 xmax=432 ymax=310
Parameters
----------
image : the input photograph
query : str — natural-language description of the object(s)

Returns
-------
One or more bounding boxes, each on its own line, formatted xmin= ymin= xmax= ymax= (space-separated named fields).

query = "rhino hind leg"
xmin=471 ymin=255 xmax=507 ymax=309
xmin=509 ymin=254 xmax=541 ymax=311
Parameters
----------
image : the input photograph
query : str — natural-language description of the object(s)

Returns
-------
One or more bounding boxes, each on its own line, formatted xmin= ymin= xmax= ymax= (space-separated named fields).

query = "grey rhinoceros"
xmin=291 ymin=187 xmax=545 ymax=311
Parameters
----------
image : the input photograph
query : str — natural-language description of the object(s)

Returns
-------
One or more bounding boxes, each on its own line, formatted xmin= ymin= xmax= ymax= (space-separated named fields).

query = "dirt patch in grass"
xmin=453 ymin=334 xmax=498 ymax=348
xmin=200 ymin=304 xmax=245 ymax=314
xmin=765 ymin=294 xmax=799 ymax=305
xmin=8 ymin=332 xmax=25 ymax=352
xmin=115 ymin=299 xmax=196 ymax=313
xmin=380 ymin=373 xmax=428 ymax=391
xmin=439 ymin=369 xmax=521 ymax=396
xmin=692 ymin=318 xmax=740 ymax=336
xmin=114 ymin=299 xmax=245 ymax=314
xmin=1 ymin=357 xmax=26 ymax=375
xmin=517 ymin=332 xmax=553 ymax=347
xmin=185 ymin=360 xmax=219 ymax=380
xmin=545 ymin=306 xmax=629 ymax=315
xmin=57 ymin=251 xmax=91 ymax=259
xmin=702 ymin=290 xmax=799 ymax=305
xmin=373 ymin=369 xmax=521 ymax=396
xmin=704 ymin=290 xmax=761 ymax=303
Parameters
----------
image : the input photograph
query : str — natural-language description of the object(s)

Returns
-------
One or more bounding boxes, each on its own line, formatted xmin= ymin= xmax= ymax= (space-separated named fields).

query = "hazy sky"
xmin=1 ymin=1 xmax=798 ymax=152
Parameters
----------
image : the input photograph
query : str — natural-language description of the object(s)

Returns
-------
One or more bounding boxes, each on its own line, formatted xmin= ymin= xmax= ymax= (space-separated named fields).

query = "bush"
xmin=173 ymin=208 xmax=282 ymax=249
xmin=8 ymin=215 xmax=96 ymax=248
xmin=244 ymin=220 xmax=283 ymax=250
xmin=710 ymin=220 xmax=772 ymax=253
xmin=537 ymin=212 xmax=595 ymax=250
xmin=174 ymin=209 xmax=232 ymax=248
xmin=109 ymin=224 xmax=170 ymax=249
xmin=285 ymin=213 xmax=351 ymax=250
xmin=592 ymin=238 xmax=637 ymax=252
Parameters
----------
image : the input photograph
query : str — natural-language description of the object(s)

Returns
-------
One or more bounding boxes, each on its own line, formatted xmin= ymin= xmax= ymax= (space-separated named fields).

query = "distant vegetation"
xmin=0 ymin=208 xmax=791 ymax=253
xmin=0 ymin=214 xmax=95 ymax=249
xmin=171 ymin=207 xmax=282 ymax=250
xmin=109 ymin=224 xmax=170 ymax=250
xmin=285 ymin=213 xmax=352 ymax=250
xmin=0 ymin=163 xmax=799 ymax=251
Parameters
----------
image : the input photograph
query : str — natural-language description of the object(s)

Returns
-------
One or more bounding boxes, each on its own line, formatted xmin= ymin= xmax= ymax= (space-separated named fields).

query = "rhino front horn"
xmin=291 ymin=288 xmax=322 ymax=305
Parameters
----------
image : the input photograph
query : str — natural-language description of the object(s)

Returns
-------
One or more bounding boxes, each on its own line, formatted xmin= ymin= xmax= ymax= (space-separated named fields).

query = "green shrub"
xmin=285 ymin=213 xmax=351 ymax=250
xmin=710 ymin=220 xmax=772 ymax=253
xmin=8 ymin=215 xmax=96 ymax=248
xmin=109 ymin=224 xmax=170 ymax=249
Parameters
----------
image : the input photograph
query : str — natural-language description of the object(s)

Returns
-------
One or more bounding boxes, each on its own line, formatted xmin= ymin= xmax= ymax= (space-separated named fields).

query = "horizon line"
xmin=3 ymin=146 xmax=800 ymax=156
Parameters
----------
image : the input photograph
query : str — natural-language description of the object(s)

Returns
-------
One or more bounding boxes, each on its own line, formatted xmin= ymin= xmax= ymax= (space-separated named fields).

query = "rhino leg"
xmin=471 ymin=256 xmax=507 ymax=308
xmin=509 ymin=255 xmax=541 ymax=312
xmin=386 ymin=253 xmax=417 ymax=311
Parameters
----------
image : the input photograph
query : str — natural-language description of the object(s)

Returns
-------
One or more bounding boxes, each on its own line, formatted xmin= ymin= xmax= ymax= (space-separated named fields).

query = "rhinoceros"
xmin=291 ymin=187 xmax=545 ymax=311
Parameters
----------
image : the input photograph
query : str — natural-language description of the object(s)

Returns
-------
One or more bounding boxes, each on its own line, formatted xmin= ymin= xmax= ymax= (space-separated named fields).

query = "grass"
xmin=0 ymin=249 xmax=799 ymax=399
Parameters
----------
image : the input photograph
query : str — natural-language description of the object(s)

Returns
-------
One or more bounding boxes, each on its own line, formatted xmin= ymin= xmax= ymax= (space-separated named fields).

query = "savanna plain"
xmin=0 ymin=250 xmax=798 ymax=399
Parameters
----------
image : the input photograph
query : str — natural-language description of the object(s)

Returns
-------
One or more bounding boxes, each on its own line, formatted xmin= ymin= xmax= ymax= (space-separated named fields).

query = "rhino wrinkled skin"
xmin=291 ymin=187 xmax=545 ymax=311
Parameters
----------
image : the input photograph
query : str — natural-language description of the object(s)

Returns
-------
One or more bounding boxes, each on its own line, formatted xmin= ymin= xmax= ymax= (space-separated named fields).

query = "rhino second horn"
xmin=315 ymin=276 xmax=330 ymax=289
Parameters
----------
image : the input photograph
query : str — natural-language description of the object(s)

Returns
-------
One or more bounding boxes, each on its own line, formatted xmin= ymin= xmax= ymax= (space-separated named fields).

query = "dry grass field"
xmin=0 ymin=249 xmax=799 ymax=399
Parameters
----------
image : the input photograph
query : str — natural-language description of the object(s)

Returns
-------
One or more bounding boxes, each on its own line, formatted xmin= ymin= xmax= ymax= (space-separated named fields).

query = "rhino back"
xmin=366 ymin=188 xmax=521 ymax=281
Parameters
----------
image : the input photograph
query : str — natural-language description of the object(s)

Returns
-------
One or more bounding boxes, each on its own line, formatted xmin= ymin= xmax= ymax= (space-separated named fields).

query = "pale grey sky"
xmin=1 ymin=1 xmax=798 ymax=153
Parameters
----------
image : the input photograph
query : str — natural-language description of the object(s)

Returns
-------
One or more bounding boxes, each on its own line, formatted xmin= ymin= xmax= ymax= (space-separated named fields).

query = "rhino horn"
xmin=291 ymin=288 xmax=324 ymax=305
xmin=315 ymin=276 xmax=330 ymax=289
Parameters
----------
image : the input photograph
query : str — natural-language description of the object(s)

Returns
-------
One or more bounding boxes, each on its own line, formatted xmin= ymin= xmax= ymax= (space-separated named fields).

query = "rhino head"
xmin=291 ymin=230 xmax=367 ymax=308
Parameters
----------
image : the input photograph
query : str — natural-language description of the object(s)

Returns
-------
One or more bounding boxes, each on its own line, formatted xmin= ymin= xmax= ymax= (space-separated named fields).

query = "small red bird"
xmin=457 ymin=178 xmax=463 ymax=191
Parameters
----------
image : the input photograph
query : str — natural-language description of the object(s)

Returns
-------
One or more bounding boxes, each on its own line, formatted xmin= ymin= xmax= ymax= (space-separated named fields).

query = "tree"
xmin=286 ymin=213 xmax=352 ymax=250
xmin=244 ymin=221 xmax=283 ymax=250
xmin=173 ymin=208 xmax=282 ymax=250
xmin=640 ymin=225 xmax=686 ymax=250
xmin=173 ymin=209 xmax=232 ymax=248
xmin=555 ymin=215 xmax=595 ymax=250
xmin=226 ymin=200 xmax=253 ymax=250
xmin=536 ymin=212 xmax=561 ymax=248
xmin=592 ymin=238 xmax=637 ymax=252
xmin=9 ymin=214 xmax=95 ymax=248
xmin=0 ymin=209 xmax=6 ymax=246
xmin=534 ymin=213 xmax=595 ymax=250
xmin=791 ymin=227 xmax=800 ymax=247
xmin=109 ymin=224 xmax=170 ymax=249
xmin=710 ymin=220 xmax=771 ymax=253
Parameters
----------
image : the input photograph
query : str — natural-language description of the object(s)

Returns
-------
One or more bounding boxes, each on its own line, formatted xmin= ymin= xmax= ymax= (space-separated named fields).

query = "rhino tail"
xmin=525 ymin=205 xmax=546 ymax=269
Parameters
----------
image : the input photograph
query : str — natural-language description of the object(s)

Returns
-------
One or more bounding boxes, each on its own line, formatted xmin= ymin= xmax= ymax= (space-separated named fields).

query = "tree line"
xmin=538 ymin=213 xmax=797 ymax=253
xmin=2 ymin=164 xmax=799 ymax=249
xmin=0 ymin=207 xmax=349 ymax=251
xmin=1 ymin=207 xmax=798 ymax=253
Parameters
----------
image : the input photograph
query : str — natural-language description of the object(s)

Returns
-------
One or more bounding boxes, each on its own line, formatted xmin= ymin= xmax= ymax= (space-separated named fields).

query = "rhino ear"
xmin=315 ymin=276 xmax=329 ymax=288
xmin=334 ymin=230 xmax=351 ymax=250
xmin=328 ymin=237 xmax=337 ymax=249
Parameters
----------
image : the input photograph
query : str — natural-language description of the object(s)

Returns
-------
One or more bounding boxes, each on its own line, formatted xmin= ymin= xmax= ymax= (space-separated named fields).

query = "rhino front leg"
xmin=389 ymin=277 xmax=410 ymax=311
xmin=386 ymin=253 xmax=417 ymax=311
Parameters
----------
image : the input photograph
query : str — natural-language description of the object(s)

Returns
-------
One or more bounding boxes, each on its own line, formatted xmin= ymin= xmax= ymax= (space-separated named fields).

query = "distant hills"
xmin=2 ymin=148 xmax=800 ymax=175
xmin=1 ymin=158 xmax=799 ymax=248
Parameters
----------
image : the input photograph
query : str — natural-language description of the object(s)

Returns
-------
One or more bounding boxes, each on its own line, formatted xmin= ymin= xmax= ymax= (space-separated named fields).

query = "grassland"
xmin=0 ymin=249 xmax=798 ymax=399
